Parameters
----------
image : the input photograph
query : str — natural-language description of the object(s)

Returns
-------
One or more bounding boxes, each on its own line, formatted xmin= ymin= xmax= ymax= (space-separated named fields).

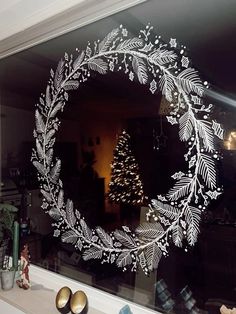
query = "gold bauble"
xmin=70 ymin=290 xmax=88 ymax=314
xmin=55 ymin=286 xmax=72 ymax=314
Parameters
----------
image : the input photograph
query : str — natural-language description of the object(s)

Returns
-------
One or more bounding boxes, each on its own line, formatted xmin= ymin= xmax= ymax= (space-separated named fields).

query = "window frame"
xmin=0 ymin=0 xmax=146 ymax=59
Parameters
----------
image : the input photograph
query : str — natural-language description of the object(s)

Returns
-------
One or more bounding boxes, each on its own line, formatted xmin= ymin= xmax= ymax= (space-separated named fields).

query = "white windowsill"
xmin=0 ymin=265 xmax=159 ymax=314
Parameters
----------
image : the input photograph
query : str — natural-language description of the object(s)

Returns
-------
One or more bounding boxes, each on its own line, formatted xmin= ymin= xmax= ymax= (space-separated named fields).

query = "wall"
xmin=0 ymin=105 xmax=34 ymax=169
xmin=79 ymin=112 xmax=123 ymax=194
xmin=0 ymin=104 xmax=82 ymax=170
xmin=0 ymin=101 xmax=122 ymax=196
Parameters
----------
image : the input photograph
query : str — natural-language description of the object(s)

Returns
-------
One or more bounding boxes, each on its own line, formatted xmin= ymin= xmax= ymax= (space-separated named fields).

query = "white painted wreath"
xmin=32 ymin=24 xmax=224 ymax=274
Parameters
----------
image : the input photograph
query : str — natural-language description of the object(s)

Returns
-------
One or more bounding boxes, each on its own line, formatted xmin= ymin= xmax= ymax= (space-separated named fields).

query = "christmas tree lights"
xmin=108 ymin=130 xmax=144 ymax=205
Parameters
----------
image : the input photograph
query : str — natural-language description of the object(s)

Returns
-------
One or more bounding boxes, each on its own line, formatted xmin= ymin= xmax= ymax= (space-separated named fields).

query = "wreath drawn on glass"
xmin=32 ymin=24 xmax=224 ymax=274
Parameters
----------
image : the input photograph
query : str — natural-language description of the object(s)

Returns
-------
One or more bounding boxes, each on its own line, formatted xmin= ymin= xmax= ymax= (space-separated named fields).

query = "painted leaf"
xmin=33 ymin=161 xmax=46 ymax=176
xmin=177 ymin=68 xmax=204 ymax=96
xmin=83 ymin=247 xmax=103 ymax=261
xmin=48 ymin=138 xmax=56 ymax=148
xmin=40 ymin=189 xmax=52 ymax=202
xmin=114 ymin=230 xmax=136 ymax=248
xmin=159 ymin=73 xmax=174 ymax=102
xmin=138 ymin=252 xmax=147 ymax=272
xmin=45 ymin=129 xmax=56 ymax=145
xmin=132 ymin=56 xmax=148 ymax=84
xmin=36 ymin=139 xmax=44 ymax=160
xmin=75 ymin=209 xmax=81 ymax=220
xmin=136 ymin=222 xmax=164 ymax=239
xmin=85 ymin=46 xmax=92 ymax=58
xmin=99 ymin=28 xmax=119 ymax=53
xmin=63 ymin=80 xmax=79 ymax=90
xmin=145 ymin=243 xmax=162 ymax=271
xmin=179 ymin=111 xmax=194 ymax=141
xmin=110 ymin=254 xmax=115 ymax=264
xmin=198 ymin=120 xmax=215 ymax=152
xmin=116 ymin=251 xmax=132 ymax=268
xmin=50 ymin=159 xmax=61 ymax=183
xmin=73 ymin=51 xmax=85 ymax=69
xmin=45 ymin=85 xmax=51 ymax=107
xmin=96 ymin=227 xmax=113 ymax=248
xmin=66 ymin=199 xmax=75 ymax=227
xmin=172 ymin=224 xmax=183 ymax=247
xmin=50 ymin=102 xmax=64 ymax=118
xmin=151 ymin=200 xmax=179 ymax=220
xmin=61 ymin=230 xmax=78 ymax=244
xmin=88 ymin=58 xmax=108 ymax=74
xmin=45 ymin=148 xmax=53 ymax=165
xmin=117 ymin=38 xmax=143 ymax=51
xmin=58 ymin=189 xmax=64 ymax=209
xmin=167 ymin=176 xmax=192 ymax=200
xmin=48 ymin=207 xmax=61 ymax=221
xmin=54 ymin=59 xmax=64 ymax=90
xmin=50 ymin=68 xmax=54 ymax=78
xmin=198 ymin=153 xmax=216 ymax=189
xmin=35 ymin=110 xmax=45 ymax=133
xmin=150 ymin=48 xmax=177 ymax=65
xmin=185 ymin=206 xmax=201 ymax=246
xmin=80 ymin=219 xmax=92 ymax=240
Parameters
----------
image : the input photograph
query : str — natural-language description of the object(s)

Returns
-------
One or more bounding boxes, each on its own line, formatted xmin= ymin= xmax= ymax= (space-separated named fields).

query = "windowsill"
xmin=0 ymin=265 xmax=158 ymax=314
xmin=0 ymin=284 xmax=64 ymax=314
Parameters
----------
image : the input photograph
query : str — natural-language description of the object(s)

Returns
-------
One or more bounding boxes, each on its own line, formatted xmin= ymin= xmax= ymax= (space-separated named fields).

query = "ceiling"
xmin=1 ymin=0 xmax=236 ymax=116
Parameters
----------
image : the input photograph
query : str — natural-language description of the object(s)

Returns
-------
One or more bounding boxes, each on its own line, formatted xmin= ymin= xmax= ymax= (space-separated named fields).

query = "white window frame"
xmin=0 ymin=0 xmax=146 ymax=59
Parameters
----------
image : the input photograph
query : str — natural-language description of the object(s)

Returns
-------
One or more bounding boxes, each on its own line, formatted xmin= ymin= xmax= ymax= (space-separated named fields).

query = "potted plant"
xmin=0 ymin=203 xmax=19 ymax=290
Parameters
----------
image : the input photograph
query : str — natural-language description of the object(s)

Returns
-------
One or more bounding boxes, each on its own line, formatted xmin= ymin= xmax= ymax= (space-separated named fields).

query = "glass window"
xmin=1 ymin=1 xmax=236 ymax=312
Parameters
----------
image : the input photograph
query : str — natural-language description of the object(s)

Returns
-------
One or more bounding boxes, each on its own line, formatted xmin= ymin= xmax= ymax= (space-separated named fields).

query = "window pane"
xmin=1 ymin=1 xmax=236 ymax=312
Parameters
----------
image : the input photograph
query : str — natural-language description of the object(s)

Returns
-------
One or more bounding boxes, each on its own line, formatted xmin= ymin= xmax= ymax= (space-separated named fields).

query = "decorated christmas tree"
xmin=108 ymin=130 xmax=144 ymax=205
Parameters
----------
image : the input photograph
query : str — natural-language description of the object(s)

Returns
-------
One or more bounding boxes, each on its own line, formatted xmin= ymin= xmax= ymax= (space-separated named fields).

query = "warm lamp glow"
xmin=224 ymin=131 xmax=236 ymax=150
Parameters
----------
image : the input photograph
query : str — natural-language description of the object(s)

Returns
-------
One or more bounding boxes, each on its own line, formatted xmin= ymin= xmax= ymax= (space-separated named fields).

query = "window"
xmin=1 ymin=1 xmax=236 ymax=312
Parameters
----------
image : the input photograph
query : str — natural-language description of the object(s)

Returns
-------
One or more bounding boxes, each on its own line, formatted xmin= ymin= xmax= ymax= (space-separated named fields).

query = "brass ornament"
xmin=55 ymin=286 xmax=72 ymax=314
xmin=70 ymin=290 xmax=88 ymax=314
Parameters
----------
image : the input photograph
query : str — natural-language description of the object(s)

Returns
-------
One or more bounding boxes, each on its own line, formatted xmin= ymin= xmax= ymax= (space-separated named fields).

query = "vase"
xmin=1 ymin=270 xmax=16 ymax=290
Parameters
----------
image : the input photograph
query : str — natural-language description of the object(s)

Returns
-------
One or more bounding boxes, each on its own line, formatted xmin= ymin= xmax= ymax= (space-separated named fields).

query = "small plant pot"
xmin=1 ymin=270 xmax=16 ymax=290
